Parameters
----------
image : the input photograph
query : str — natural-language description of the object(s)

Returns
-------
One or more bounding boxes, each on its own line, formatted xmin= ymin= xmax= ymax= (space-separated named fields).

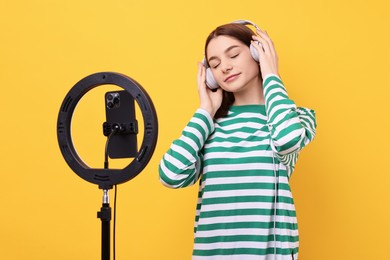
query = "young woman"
xmin=159 ymin=20 xmax=317 ymax=260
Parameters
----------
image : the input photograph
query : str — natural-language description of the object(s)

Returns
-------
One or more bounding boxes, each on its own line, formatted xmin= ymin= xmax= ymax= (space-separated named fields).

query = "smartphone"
xmin=104 ymin=90 xmax=138 ymax=159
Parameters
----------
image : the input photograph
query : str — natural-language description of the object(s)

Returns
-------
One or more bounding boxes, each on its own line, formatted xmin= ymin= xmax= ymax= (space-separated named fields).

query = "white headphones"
xmin=203 ymin=19 xmax=262 ymax=90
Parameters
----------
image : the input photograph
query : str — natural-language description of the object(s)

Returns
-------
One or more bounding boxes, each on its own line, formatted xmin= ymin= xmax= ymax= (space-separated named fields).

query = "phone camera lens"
xmin=107 ymin=102 xmax=114 ymax=109
xmin=107 ymin=94 xmax=114 ymax=101
xmin=113 ymin=97 xmax=120 ymax=104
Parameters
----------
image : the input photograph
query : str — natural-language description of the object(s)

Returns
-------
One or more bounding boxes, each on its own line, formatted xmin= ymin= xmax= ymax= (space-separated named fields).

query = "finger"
xmin=263 ymin=31 xmax=277 ymax=59
xmin=253 ymin=37 xmax=275 ymax=62
xmin=256 ymin=28 xmax=271 ymax=43
xmin=197 ymin=62 xmax=207 ymax=91
xmin=256 ymin=29 xmax=277 ymax=58
xmin=197 ymin=62 xmax=204 ymax=80
xmin=200 ymin=63 xmax=206 ymax=83
xmin=252 ymin=35 xmax=271 ymax=55
xmin=255 ymin=29 xmax=273 ymax=48
xmin=197 ymin=62 xmax=203 ymax=89
xmin=250 ymin=39 xmax=264 ymax=56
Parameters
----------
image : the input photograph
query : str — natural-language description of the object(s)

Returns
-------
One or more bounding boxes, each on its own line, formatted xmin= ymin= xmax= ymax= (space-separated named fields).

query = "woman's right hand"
xmin=197 ymin=62 xmax=223 ymax=118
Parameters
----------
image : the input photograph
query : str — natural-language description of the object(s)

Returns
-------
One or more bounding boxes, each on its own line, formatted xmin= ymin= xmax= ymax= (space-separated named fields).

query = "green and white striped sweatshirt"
xmin=159 ymin=74 xmax=317 ymax=260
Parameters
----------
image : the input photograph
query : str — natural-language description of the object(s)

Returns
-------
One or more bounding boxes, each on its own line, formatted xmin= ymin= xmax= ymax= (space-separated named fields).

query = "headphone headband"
xmin=231 ymin=19 xmax=260 ymax=30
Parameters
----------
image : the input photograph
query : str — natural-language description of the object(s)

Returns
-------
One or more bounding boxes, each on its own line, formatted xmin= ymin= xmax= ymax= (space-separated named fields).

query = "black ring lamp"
xmin=57 ymin=72 xmax=158 ymax=189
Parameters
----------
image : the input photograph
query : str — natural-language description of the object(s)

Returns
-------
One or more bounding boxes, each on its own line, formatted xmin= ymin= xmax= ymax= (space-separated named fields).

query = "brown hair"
xmin=204 ymin=23 xmax=260 ymax=119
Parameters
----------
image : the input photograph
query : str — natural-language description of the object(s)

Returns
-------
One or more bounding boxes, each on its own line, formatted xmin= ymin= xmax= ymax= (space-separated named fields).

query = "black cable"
xmin=104 ymin=131 xmax=115 ymax=170
xmin=104 ymin=130 xmax=117 ymax=260
xmin=113 ymin=184 xmax=117 ymax=260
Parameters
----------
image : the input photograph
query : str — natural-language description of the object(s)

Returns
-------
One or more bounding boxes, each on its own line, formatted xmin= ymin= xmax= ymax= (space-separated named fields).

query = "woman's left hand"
xmin=251 ymin=29 xmax=279 ymax=79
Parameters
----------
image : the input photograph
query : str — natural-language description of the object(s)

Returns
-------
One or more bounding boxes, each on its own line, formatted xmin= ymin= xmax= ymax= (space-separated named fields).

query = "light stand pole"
xmin=97 ymin=188 xmax=111 ymax=260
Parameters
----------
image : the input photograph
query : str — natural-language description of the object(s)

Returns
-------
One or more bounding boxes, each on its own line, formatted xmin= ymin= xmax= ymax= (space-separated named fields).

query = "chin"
xmin=224 ymin=75 xmax=261 ymax=93
xmin=221 ymin=81 xmax=248 ymax=93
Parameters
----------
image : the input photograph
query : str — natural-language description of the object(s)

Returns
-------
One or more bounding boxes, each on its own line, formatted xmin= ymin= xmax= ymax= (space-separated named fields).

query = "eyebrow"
xmin=208 ymin=45 xmax=240 ymax=63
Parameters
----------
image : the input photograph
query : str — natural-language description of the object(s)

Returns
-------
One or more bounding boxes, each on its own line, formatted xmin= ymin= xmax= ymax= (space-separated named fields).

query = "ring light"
xmin=57 ymin=72 xmax=158 ymax=189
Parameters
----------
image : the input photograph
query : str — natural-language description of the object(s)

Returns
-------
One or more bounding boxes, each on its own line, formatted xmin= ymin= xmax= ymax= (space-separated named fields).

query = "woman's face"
xmin=206 ymin=35 xmax=260 ymax=92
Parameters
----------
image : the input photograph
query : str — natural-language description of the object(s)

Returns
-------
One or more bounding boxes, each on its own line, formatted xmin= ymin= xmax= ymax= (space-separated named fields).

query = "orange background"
xmin=1 ymin=0 xmax=389 ymax=259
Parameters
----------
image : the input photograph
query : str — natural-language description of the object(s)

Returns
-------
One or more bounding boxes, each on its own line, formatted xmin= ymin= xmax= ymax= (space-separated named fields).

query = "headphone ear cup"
xmin=250 ymin=42 xmax=260 ymax=62
xmin=205 ymin=67 xmax=219 ymax=90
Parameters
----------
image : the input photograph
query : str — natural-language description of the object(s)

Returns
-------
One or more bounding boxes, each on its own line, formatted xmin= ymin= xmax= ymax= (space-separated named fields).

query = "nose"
xmin=221 ymin=61 xmax=233 ymax=73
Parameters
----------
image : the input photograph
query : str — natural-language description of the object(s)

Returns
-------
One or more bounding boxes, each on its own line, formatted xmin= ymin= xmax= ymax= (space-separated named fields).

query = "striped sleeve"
xmin=159 ymin=108 xmax=214 ymax=188
xmin=263 ymin=74 xmax=317 ymax=164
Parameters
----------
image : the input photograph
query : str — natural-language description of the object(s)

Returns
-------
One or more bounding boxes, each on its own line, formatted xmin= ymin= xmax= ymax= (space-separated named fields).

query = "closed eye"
xmin=210 ymin=53 xmax=239 ymax=69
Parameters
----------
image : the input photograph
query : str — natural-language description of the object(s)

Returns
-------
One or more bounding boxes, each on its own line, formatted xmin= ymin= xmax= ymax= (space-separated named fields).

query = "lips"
xmin=224 ymin=73 xmax=241 ymax=82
